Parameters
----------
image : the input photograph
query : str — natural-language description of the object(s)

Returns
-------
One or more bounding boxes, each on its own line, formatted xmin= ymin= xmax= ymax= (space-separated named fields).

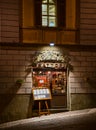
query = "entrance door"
xmin=32 ymin=68 xmax=67 ymax=110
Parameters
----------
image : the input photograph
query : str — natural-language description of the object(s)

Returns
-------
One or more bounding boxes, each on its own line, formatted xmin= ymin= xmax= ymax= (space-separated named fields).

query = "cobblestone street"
xmin=0 ymin=108 xmax=96 ymax=130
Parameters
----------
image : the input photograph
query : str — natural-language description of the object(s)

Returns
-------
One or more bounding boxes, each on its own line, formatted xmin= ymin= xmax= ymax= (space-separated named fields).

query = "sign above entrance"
xmin=31 ymin=49 xmax=71 ymax=69
xmin=36 ymin=62 xmax=67 ymax=69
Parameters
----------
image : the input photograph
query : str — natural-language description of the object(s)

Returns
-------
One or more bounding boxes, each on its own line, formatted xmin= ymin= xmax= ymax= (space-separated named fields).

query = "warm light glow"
xmin=48 ymin=71 xmax=51 ymax=74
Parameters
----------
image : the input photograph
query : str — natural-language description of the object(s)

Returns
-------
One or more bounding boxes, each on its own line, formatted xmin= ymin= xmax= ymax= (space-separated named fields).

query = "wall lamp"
xmin=49 ymin=42 xmax=55 ymax=46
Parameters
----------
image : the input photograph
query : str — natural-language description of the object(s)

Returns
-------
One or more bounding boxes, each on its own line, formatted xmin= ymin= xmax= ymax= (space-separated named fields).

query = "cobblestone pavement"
xmin=0 ymin=108 xmax=96 ymax=130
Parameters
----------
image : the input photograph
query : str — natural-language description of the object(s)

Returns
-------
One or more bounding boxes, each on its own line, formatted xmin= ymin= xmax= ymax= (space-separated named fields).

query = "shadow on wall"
xmin=84 ymin=77 xmax=96 ymax=88
xmin=0 ymin=94 xmax=32 ymax=124
xmin=0 ymin=76 xmax=33 ymax=124
xmin=0 ymin=81 xmax=23 ymax=123
xmin=83 ymin=77 xmax=96 ymax=108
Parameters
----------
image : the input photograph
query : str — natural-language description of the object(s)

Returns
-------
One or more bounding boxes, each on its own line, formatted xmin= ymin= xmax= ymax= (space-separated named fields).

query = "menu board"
xmin=32 ymin=87 xmax=52 ymax=101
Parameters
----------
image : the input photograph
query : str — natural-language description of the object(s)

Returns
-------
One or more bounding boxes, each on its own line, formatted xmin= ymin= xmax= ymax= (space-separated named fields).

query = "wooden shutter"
xmin=57 ymin=0 xmax=66 ymax=27
xmin=34 ymin=0 xmax=42 ymax=27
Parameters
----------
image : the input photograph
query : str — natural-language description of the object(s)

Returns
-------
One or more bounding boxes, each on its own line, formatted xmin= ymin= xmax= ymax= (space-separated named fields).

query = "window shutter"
xmin=34 ymin=0 xmax=42 ymax=27
xmin=57 ymin=0 xmax=66 ymax=27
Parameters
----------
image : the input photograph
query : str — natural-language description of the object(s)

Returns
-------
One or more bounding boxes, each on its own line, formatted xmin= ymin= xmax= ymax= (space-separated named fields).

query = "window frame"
xmin=34 ymin=0 xmax=66 ymax=28
xmin=42 ymin=0 xmax=57 ymax=27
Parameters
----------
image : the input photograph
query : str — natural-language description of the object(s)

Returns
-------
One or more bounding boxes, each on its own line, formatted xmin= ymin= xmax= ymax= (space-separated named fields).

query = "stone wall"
xmin=0 ymin=48 xmax=32 ymax=95
xmin=0 ymin=0 xmax=19 ymax=43
xmin=0 ymin=47 xmax=33 ymax=123
xmin=0 ymin=0 xmax=96 ymax=123
xmin=80 ymin=0 xmax=96 ymax=45
xmin=0 ymin=47 xmax=96 ymax=123
xmin=0 ymin=94 xmax=32 ymax=123
xmin=70 ymin=51 xmax=96 ymax=110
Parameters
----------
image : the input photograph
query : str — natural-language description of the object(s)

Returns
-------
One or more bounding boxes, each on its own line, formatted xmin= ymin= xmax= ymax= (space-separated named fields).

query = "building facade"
xmin=0 ymin=0 xmax=96 ymax=123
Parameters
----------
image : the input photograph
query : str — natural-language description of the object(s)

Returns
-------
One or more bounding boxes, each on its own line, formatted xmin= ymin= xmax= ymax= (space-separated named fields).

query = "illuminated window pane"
xmin=42 ymin=0 xmax=57 ymax=27
xmin=42 ymin=0 xmax=47 ymax=3
xmin=49 ymin=17 xmax=56 ymax=27
xmin=49 ymin=0 xmax=54 ymax=3
xmin=42 ymin=5 xmax=47 ymax=15
xmin=49 ymin=5 xmax=55 ymax=15
xmin=42 ymin=16 xmax=47 ymax=26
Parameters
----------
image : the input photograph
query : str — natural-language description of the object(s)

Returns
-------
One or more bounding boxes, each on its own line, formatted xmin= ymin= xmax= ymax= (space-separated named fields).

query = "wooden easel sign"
xmin=32 ymin=87 xmax=52 ymax=116
xmin=32 ymin=87 xmax=52 ymax=100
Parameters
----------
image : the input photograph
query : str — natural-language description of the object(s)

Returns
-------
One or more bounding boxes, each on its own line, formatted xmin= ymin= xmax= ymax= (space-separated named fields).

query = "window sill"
xmin=21 ymin=26 xmax=78 ymax=31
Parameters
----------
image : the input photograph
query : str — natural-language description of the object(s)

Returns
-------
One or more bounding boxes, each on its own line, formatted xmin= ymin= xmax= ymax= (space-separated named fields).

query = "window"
xmin=42 ymin=0 xmax=57 ymax=27
xmin=34 ymin=0 xmax=66 ymax=28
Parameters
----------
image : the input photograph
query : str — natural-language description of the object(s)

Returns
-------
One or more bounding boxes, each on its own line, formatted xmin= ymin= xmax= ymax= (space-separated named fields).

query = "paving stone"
xmin=0 ymin=108 xmax=96 ymax=130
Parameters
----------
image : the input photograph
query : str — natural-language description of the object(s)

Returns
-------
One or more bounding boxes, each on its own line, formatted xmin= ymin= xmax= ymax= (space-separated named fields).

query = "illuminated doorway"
xmin=32 ymin=65 xmax=67 ymax=109
xmin=31 ymin=47 xmax=71 ymax=111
